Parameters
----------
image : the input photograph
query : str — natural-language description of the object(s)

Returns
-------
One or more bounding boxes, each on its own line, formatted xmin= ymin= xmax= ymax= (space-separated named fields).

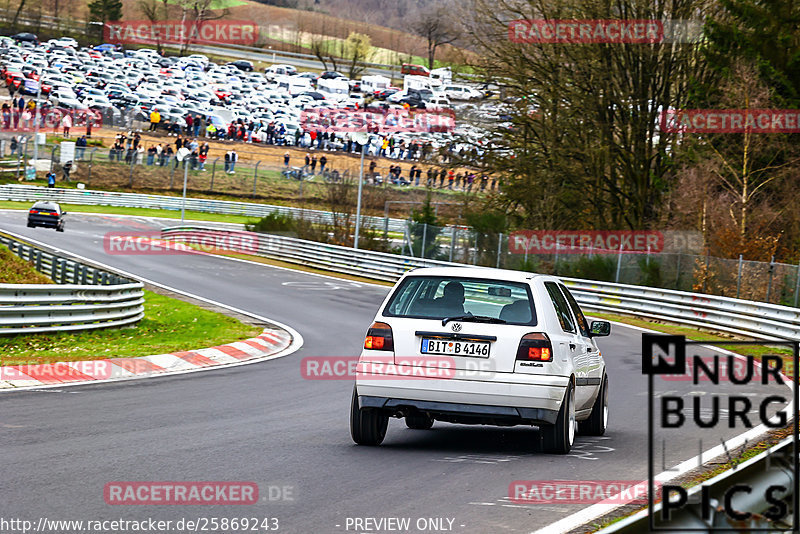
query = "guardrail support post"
xmin=736 ymin=254 xmax=743 ymax=299
xmin=252 ymin=161 xmax=260 ymax=198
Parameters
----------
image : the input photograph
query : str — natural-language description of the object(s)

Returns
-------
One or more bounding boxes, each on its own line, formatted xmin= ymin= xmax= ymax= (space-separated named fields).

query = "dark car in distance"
xmin=27 ymin=201 xmax=65 ymax=232
xmin=228 ymin=60 xmax=254 ymax=72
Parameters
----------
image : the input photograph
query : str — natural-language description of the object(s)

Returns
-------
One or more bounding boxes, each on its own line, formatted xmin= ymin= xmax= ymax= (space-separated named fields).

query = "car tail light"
xmin=29 ymin=209 xmax=37 ymax=214
xmin=364 ymin=322 xmax=394 ymax=351
xmin=516 ymin=333 xmax=553 ymax=362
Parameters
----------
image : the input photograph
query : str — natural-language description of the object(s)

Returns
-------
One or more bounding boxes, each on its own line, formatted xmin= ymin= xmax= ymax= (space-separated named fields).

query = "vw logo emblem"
xmin=451 ymin=323 xmax=462 ymax=332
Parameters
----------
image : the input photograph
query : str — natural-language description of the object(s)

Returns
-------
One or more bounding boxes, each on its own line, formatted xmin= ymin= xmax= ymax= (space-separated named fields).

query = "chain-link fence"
xmin=395 ymin=223 xmax=800 ymax=307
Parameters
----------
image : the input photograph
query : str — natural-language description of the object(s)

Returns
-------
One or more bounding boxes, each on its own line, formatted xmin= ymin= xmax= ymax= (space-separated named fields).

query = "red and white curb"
xmin=0 ymin=327 xmax=293 ymax=390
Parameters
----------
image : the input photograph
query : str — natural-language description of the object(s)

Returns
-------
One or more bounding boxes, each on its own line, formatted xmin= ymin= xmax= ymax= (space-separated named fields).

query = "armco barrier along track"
xmin=0 ymin=184 xmax=408 ymax=232
xmin=1 ymin=231 xmax=144 ymax=334
xmin=162 ymin=226 xmax=800 ymax=341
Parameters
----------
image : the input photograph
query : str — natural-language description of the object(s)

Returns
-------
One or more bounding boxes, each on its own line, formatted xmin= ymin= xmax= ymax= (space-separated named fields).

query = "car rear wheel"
xmin=405 ymin=413 xmax=434 ymax=430
xmin=541 ymin=382 xmax=575 ymax=454
xmin=56 ymin=222 xmax=64 ymax=232
xmin=579 ymin=374 xmax=608 ymax=436
xmin=350 ymin=387 xmax=388 ymax=446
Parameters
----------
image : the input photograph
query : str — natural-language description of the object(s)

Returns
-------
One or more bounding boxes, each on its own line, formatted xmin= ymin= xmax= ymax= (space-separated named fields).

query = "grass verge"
xmin=0 ymin=244 xmax=54 ymax=284
xmin=0 ymin=289 xmax=263 ymax=366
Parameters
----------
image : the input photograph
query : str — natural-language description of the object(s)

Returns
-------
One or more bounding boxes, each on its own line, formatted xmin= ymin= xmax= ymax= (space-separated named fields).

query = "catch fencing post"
xmin=736 ymin=254 xmax=743 ymax=299
xmin=449 ymin=226 xmax=456 ymax=262
xmin=794 ymin=259 xmax=800 ymax=307
xmin=766 ymin=255 xmax=775 ymax=302
xmin=421 ymin=223 xmax=427 ymax=259
xmin=252 ymin=161 xmax=260 ymax=198
xmin=615 ymin=243 xmax=623 ymax=283
xmin=86 ymin=148 xmax=96 ymax=183
xmin=496 ymin=233 xmax=503 ymax=269
xmin=210 ymin=157 xmax=219 ymax=191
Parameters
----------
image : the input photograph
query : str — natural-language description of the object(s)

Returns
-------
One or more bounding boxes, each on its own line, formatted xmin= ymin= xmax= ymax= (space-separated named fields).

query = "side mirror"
xmin=589 ymin=320 xmax=611 ymax=337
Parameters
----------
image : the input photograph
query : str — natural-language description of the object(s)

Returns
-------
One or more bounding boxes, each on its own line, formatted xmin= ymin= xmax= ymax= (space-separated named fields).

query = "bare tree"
xmin=409 ymin=3 xmax=458 ymax=69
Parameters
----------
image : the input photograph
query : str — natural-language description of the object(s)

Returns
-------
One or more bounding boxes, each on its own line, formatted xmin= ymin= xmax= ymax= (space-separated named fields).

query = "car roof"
xmin=403 ymin=266 xmax=552 ymax=283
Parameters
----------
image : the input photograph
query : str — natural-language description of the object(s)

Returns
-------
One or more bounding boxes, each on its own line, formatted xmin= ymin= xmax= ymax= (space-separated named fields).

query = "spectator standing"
xmin=76 ymin=135 xmax=87 ymax=160
xmin=319 ymin=155 xmax=327 ymax=174
xmin=194 ymin=116 xmax=202 ymax=138
xmin=438 ymin=168 xmax=446 ymax=188
xmin=228 ymin=150 xmax=237 ymax=173
xmin=185 ymin=115 xmax=194 ymax=136
xmin=46 ymin=171 xmax=56 ymax=188
xmin=447 ymin=170 xmax=454 ymax=189
xmin=146 ymin=145 xmax=156 ymax=165
xmin=199 ymin=143 xmax=209 ymax=170
xmin=224 ymin=151 xmax=230 ymax=173
xmin=481 ymin=175 xmax=488 ymax=191
xmin=10 ymin=136 xmax=17 ymax=156
xmin=61 ymin=113 xmax=72 ymax=137
xmin=310 ymin=154 xmax=317 ymax=174
xmin=283 ymin=152 xmax=290 ymax=167
xmin=62 ymin=161 xmax=72 ymax=182
xmin=149 ymin=110 xmax=161 ymax=131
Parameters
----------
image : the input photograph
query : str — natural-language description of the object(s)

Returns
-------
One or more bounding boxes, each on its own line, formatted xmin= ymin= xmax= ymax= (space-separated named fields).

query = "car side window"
xmin=559 ymin=284 xmax=590 ymax=338
xmin=544 ymin=282 xmax=576 ymax=333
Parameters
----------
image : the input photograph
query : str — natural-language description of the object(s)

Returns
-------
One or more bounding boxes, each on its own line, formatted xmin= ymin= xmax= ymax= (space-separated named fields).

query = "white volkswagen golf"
xmin=350 ymin=267 xmax=610 ymax=454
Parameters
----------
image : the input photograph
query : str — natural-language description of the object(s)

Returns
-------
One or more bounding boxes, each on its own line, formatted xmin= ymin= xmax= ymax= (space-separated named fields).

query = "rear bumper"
xmin=355 ymin=368 xmax=568 ymax=425
xmin=28 ymin=215 xmax=60 ymax=227
xmin=359 ymin=395 xmax=559 ymax=425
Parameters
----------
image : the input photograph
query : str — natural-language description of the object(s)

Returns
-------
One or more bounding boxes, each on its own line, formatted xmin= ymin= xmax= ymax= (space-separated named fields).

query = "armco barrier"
xmin=0 ymin=231 xmax=144 ymax=334
xmin=162 ymin=226 xmax=800 ymax=341
xmin=0 ymin=184 xmax=408 ymax=232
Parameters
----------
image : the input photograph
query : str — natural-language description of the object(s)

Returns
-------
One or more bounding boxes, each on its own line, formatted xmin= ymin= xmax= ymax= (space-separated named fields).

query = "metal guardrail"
xmin=162 ymin=226 xmax=800 ymax=341
xmin=0 ymin=184 xmax=408 ymax=233
xmin=0 ymin=231 xmax=144 ymax=334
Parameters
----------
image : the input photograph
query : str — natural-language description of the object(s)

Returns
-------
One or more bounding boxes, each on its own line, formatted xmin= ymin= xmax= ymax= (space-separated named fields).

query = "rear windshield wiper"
xmin=442 ymin=314 xmax=507 ymax=326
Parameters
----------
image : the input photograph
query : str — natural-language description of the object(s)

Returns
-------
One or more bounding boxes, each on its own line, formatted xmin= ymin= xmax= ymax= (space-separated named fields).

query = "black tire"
xmin=579 ymin=374 xmax=608 ymax=436
xmin=541 ymin=381 xmax=576 ymax=454
xmin=350 ymin=387 xmax=388 ymax=446
xmin=405 ymin=413 xmax=434 ymax=430
xmin=56 ymin=223 xmax=64 ymax=232
xmin=27 ymin=222 xmax=34 ymax=228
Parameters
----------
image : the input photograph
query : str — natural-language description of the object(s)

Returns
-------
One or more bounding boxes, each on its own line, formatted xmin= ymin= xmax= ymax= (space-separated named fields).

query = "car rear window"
xmin=383 ymin=276 xmax=536 ymax=325
xmin=33 ymin=202 xmax=58 ymax=211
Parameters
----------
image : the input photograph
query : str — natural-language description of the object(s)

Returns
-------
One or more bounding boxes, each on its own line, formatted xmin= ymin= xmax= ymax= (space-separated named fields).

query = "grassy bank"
xmin=1 ymin=290 xmax=263 ymax=366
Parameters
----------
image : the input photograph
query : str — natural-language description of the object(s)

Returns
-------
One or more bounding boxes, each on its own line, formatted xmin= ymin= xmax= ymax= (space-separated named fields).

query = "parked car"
xmin=12 ymin=33 xmax=39 ymax=46
xmin=350 ymin=267 xmax=610 ymax=453
xmin=28 ymin=201 xmax=66 ymax=231
xmin=227 ymin=60 xmax=254 ymax=72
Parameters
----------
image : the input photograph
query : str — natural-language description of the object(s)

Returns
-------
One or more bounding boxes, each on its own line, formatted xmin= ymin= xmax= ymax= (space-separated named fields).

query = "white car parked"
xmin=350 ymin=267 xmax=610 ymax=453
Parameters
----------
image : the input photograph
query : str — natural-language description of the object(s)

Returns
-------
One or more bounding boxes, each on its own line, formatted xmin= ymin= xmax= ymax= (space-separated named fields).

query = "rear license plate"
xmin=421 ymin=338 xmax=490 ymax=357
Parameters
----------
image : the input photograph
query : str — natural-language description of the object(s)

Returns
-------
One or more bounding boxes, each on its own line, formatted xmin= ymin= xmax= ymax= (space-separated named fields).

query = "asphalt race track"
xmin=0 ymin=211 xmax=788 ymax=534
